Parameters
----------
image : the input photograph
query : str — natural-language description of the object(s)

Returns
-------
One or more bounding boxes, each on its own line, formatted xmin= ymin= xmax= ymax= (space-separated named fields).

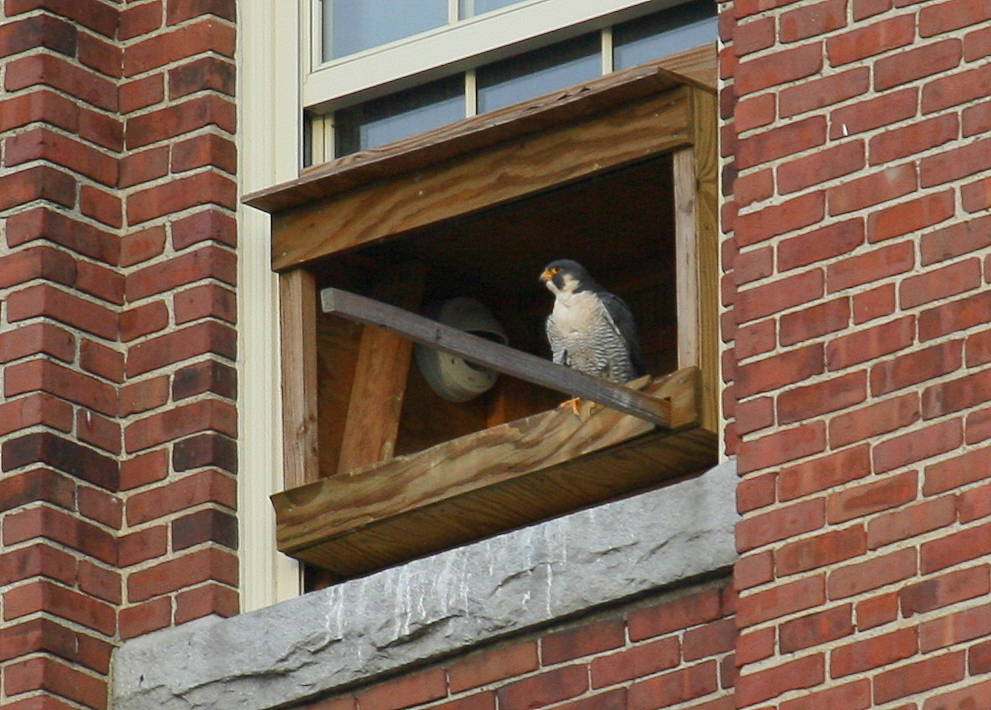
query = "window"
xmin=246 ymin=57 xmax=718 ymax=582
xmin=302 ymin=0 xmax=717 ymax=160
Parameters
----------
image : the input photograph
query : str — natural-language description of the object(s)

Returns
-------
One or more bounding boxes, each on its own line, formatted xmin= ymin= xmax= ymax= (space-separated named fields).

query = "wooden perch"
xmin=321 ymin=287 xmax=685 ymax=428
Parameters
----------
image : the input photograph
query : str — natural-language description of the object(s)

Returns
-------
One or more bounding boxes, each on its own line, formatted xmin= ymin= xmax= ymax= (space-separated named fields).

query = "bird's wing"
xmin=600 ymin=292 xmax=646 ymax=376
xmin=545 ymin=314 xmax=569 ymax=367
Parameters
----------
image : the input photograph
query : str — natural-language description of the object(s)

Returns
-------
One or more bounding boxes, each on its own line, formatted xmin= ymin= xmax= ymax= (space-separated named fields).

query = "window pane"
xmin=613 ymin=0 xmax=718 ymax=70
xmin=324 ymin=0 xmax=448 ymax=60
xmin=458 ymin=0 xmax=526 ymax=18
xmin=477 ymin=33 xmax=600 ymax=114
xmin=335 ymin=77 xmax=465 ymax=156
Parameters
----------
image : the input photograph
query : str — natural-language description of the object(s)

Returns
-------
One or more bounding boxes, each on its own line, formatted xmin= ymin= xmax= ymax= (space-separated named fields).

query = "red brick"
xmin=171 ymin=209 xmax=237 ymax=249
xmin=870 ymin=115 xmax=959 ymax=167
xmin=3 ymin=579 xmax=115 ymax=636
xmin=5 ymin=359 xmax=116 ymax=417
xmin=783 ymin=70 xmax=868 ymax=124
xmin=966 ymin=406 xmax=991 ymax=444
xmin=856 ymin=591 xmax=899 ymax=630
xmin=0 ymin=616 xmax=113 ymax=674
xmin=4 ymin=127 xmax=117 ymax=187
xmin=5 ymin=53 xmax=117 ymax=112
xmin=779 ymin=604 xmax=854 ymax=653
xmin=778 ymin=140 xmax=865 ymax=195
xmin=591 ymin=636 xmax=680 ymax=688
xmin=174 ymin=283 xmax=236 ymax=325
xmin=781 ymin=679 xmax=871 ymax=710
xmin=827 ymin=162 xmax=917 ymax=216
xmin=921 ymin=135 xmax=991 ymax=188
xmin=853 ymin=283 xmax=895 ymax=324
xmin=735 ymin=396 xmax=774 ymax=436
xmin=922 ymin=367 xmax=991 ymax=419
xmin=875 ymin=38 xmax=962 ymax=91
xmin=869 ymin=190 xmax=956 ymax=243
xmin=76 ymin=409 xmax=121 ymax=455
xmin=118 ymin=377 xmax=170 ymax=417
xmin=736 ymin=43 xmax=824 ymax=95
xmin=734 ymin=168 xmax=774 ymax=207
xmin=123 ymin=20 xmax=236 ymax=76
xmin=120 ymin=301 xmax=170 ymax=342
xmin=738 ymin=496 xmax=826 ymax=552
xmin=126 ymin=547 xmax=237 ymax=603
xmin=6 ymin=283 xmax=117 ymax=340
xmin=172 ymin=508 xmax=237 ymax=551
xmin=736 ymin=626 xmax=774 ymax=665
xmin=4 ymin=656 xmax=107 ymax=710
xmin=6 ymin=207 xmax=118 ymax=264
xmin=921 ymin=521 xmax=991 ymax=573
xmin=77 ymin=259 xmax=125 ymax=306
xmin=735 ymin=93 xmax=775 ymax=132
xmin=737 ymin=344 xmax=824 ymax=397
xmin=3 ymin=504 xmax=116 ymax=563
xmin=778 ymin=0 xmax=846 ymax=41
xmin=737 ymin=270 xmax=824 ymax=324
xmin=120 ymin=0 xmax=163 ymax=41
xmin=126 ymin=245 xmax=236 ymax=301
xmin=120 ymin=74 xmax=165 ymax=114
xmin=119 ymin=597 xmax=171 ymax=641
xmin=174 ymin=582 xmax=239 ymax=623
xmin=0 ymin=321 xmax=75 ymax=365
xmin=963 ymin=98 xmax=991 ymax=136
xmin=737 ymin=116 xmax=826 ymax=170
xmin=628 ymin=660 xmax=719 ymax=710
xmin=874 ymin=418 xmax=963 ymax=473
xmin=868 ymin=495 xmax=957 ymax=549
xmin=77 ymin=559 xmax=121 ymax=605
xmin=167 ymin=0 xmax=236 ymax=24
xmin=737 ymin=471 xmax=776 ymax=513
xmin=80 ymin=339 xmax=124 ymax=384
xmin=124 ymin=398 xmax=236 ymax=453
xmin=901 ymin=565 xmax=991 ymax=619
xmin=127 ymin=171 xmax=237 ymax=225
xmin=125 ymin=322 xmax=236 ymax=378
xmin=735 ymin=320 xmax=775 ymax=360
xmin=0 ymin=165 xmax=76 ymax=212
xmin=924 ymin=64 xmax=991 ymax=116
xmin=874 ymin=651 xmax=965 ymax=704
xmin=871 ymin=341 xmax=963 ymax=399
xmin=738 ymin=421 xmax=827 ymax=474
xmin=735 ymin=653 xmax=824 ymax=707
xmin=827 ymin=13 xmax=915 ymax=65
xmin=778 ymin=371 xmax=866 ymax=423
xmin=826 ymin=315 xmax=914 ymax=371
xmin=735 ymin=191 xmax=825 ymax=246
xmin=629 ymin=586 xmax=724 ymax=641
xmin=920 ymin=289 xmax=991 ymax=341
xmin=169 ymin=55 xmax=235 ymax=99
xmin=972 ymin=639 xmax=991 ymax=674
xmin=118 ymin=526 xmax=168 ymax=567
xmin=497 ymin=665 xmax=588 ymax=710
xmin=0 ymin=13 xmax=76 ymax=58
xmin=119 ymin=145 xmax=169 ymax=188
xmin=448 ymin=641 xmax=538 ymax=693
xmin=684 ymin=617 xmax=735 ymax=660
xmin=830 ymin=627 xmax=917 ymax=678
xmin=923 ymin=678 xmax=991 ymax=710
xmin=778 ymin=219 xmax=864 ymax=273
xmin=125 ymin=469 xmax=235 ymax=525
xmin=542 ymin=618 xmax=624 ymax=664
xmin=0 ymin=543 xmax=76 ymax=588
xmin=124 ymin=94 xmax=235 ymax=149
xmin=830 ymin=393 xmax=920 ymax=449
xmin=172 ymin=132 xmax=237 ymax=175
xmin=920 ymin=0 xmax=991 ymax=36
xmin=737 ymin=577 xmax=826 ymax=628
xmin=79 ymin=184 xmax=123 ymax=228
xmin=120 ymin=226 xmax=167 ymax=267
xmin=924 ymin=447 xmax=991 ymax=495
xmin=777 ymin=526 xmax=867 ymax=576
xmin=778 ymin=445 xmax=871 ymax=501
xmin=0 ymin=394 xmax=73 ymax=439
xmin=830 ymin=87 xmax=917 ymax=139
xmin=827 ymin=547 xmax=917 ymax=599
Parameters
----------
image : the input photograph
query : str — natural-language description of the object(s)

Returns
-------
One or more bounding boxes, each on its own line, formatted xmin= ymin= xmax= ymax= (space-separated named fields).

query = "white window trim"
xmin=302 ymin=0 xmax=679 ymax=112
xmin=237 ymin=0 xmax=304 ymax=610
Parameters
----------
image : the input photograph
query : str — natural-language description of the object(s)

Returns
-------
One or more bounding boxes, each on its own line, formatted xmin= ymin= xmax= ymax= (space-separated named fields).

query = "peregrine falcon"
xmin=539 ymin=259 xmax=645 ymax=385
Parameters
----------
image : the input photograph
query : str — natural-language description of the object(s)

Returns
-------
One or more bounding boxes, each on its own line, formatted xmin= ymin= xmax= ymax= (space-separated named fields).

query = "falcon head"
xmin=539 ymin=259 xmax=600 ymax=296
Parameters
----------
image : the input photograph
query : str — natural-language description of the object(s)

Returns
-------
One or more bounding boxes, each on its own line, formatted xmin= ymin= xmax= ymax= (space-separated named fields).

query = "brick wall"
xmin=723 ymin=0 xmax=991 ymax=706
xmin=0 ymin=1 xmax=238 ymax=708
xmin=288 ymin=581 xmax=736 ymax=710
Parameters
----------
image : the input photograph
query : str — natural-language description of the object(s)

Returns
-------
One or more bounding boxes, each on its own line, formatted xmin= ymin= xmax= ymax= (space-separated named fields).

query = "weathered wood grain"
xmin=271 ymin=369 xmax=714 ymax=577
xmin=279 ymin=269 xmax=319 ymax=488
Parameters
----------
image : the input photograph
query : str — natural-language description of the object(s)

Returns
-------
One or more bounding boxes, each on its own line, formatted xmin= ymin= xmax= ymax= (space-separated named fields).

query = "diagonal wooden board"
xmin=321 ymin=287 xmax=688 ymax=428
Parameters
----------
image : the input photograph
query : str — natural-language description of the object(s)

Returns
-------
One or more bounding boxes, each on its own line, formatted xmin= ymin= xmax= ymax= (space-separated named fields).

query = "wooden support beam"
xmin=280 ymin=269 xmax=320 ymax=488
xmin=321 ymin=287 xmax=684 ymax=428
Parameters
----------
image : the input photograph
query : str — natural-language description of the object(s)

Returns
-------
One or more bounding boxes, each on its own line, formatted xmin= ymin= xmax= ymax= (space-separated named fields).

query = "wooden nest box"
xmin=245 ymin=47 xmax=720 ymax=582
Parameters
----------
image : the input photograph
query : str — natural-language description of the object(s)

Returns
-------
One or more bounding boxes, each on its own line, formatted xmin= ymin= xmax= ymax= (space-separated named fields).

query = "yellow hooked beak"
xmin=540 ymin=267 xmax=560 ymax=283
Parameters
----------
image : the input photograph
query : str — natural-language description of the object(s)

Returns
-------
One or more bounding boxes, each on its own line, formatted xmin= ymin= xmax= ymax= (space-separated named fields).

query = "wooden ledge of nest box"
xmin=271 ymin=366 xmax=705 ymax=563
